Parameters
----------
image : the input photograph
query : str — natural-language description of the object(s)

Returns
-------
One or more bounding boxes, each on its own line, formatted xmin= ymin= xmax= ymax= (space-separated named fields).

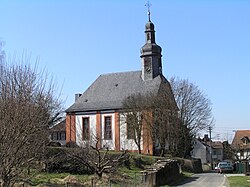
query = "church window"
xmin=147 ymin=33 xmax=150 ymax=41
xmin=82 ymin=117 xmax=90 ymax=140
xmin=158 ymin=58 xmax=162 ymax=73
xmin=126 ymin=114 xmax=136 ymax=139
xmin=104 ymin=116 xmax=112 ymax=140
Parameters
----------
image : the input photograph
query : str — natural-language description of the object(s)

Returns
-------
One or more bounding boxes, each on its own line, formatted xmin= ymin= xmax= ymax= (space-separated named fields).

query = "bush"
xmin=43 ymin=147 xmax=91 ymax=174
xmin=65 ymin=141 xmax=78 ymax=148
xmin=175 ymin=157 xmax=202 ymax=173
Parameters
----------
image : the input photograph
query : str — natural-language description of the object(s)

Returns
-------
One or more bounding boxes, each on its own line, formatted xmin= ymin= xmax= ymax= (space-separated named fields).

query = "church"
xmin=65 ymin=11 xmax=177 ymax=155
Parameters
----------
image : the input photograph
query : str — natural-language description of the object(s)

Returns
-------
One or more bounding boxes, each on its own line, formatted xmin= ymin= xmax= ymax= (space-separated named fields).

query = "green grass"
xmin=115 ymin=153 xmax=159 ymax=186
xmin=227 ymin=176 xmax=250 ymax=187
xmin=24 ymin=153 xmax=190 ymax=186
xmin=27 ymin=170 xmax=193 ymax=187
xmin=28 ymin=172 xmax=91 ymax=185
xmin=25 ymin=153 xmax=155 ymax=186
xmin=28 ymin=172 xmax=69 ymax=185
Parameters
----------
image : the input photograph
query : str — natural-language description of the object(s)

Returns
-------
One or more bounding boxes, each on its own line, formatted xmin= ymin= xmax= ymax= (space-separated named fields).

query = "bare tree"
xmin=170 ymin=77 xmax=213 ymax=133
xmin=0 ymin=59 xmax=63 ymax=186
xmin=150 ymin=92 xmax=179 ymax=156
xmin=63 ymin=117 xmax=128 ymax=179
xmin=65 ymin=139 xmax=128 ymax=179
xmin=122 ymin=90 xmax=179 ymax=156
xmin=169 ymin=77 xmax=213 ymax=158
xmin=0 ymin=40 xmax=5 ymax=63
xmin=121 ymin=77 xmax=212 ymax=157
xmin=121 ymin=94 xmax=147 ymax=154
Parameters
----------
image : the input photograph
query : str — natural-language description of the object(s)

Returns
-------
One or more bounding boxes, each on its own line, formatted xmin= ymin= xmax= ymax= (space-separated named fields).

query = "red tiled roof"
xmin=212 ymin=141 xmax=223 ymax=149
xmin=206 ymin=141 xmax=223 ymax=149
xmin=231 ymin=130 xmax=250 ymax=150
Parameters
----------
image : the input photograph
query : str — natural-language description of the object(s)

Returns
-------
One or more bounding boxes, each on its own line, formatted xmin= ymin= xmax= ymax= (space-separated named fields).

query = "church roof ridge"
xmin=99 ymin=70 xmax=141 ymax=77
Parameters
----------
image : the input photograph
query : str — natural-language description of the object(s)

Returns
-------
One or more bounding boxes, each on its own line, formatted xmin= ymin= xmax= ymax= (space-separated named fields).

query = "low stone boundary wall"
xmin=141 ymin=159 xmax=181 ymax=187
xmin=183 ymin=158 xmax=203 ymax=173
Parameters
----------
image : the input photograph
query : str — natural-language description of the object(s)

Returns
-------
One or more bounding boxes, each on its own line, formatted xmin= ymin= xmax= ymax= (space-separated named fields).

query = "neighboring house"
xmin=191 ymin=135 xmax=223 ymax=167
xmin=65 ymin=15 xmax=177 ymax=155
xmin=191 ymin=138 xmax=207 ymax=164
xmin=49 ymin=120 xmax=66 ymax=146
xmin=231 ymin=130 xmax=250 ymax=160
xmin=209 ymin=141 xmax=224 ymax=166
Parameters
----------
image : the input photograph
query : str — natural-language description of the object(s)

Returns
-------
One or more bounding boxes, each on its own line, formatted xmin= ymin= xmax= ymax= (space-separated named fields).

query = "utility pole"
xmin=209 ymin=126 xmax=213 ymax=169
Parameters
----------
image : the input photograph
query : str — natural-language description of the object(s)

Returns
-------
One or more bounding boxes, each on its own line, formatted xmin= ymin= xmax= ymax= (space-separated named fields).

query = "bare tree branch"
xmin=65 ymin=139 xmax=128 ymax=179
xmin=170 ymin=77 xmax=213 ymax=133
xmin=0 ymin=58 xmax=63 ymax=187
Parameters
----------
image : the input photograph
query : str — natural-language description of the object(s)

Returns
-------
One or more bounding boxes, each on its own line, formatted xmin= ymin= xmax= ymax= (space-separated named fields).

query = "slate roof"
xmin=66 ymin=71 xmax=172 ymax=112
xmin=50 ymin=120 xmax=66 ymax=132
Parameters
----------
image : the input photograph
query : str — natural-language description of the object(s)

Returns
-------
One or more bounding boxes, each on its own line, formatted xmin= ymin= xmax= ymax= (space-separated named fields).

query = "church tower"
xmin=140 ymin=7 xmax=162 ymax=81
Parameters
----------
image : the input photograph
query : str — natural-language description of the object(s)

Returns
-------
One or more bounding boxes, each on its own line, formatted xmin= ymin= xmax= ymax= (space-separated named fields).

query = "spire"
xmin=140 ymin=2 xmax=163 ymax=81
xmin=145 ymin=0 xmax=152 ymax=22
xmin=140 ymin=4 xmax=162 ymax=57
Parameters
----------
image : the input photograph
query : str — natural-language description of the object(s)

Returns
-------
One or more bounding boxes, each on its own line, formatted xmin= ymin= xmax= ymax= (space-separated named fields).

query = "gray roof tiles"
xmin=66 ymin=71 xmax=168 ymax=112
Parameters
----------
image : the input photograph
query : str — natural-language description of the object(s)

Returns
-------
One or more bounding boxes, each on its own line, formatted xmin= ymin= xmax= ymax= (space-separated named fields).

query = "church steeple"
xmin=140 ymin=3 xmax=162 ymax=81
xmin=146 ymin=0 xmax=151 ymax=22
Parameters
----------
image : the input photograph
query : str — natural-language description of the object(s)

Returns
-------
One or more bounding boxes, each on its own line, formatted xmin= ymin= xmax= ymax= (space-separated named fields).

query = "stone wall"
xmin=141 ymin=159 xmax=181 ymax=187
xmin=182 ymin=158 xmax=203 ymax=173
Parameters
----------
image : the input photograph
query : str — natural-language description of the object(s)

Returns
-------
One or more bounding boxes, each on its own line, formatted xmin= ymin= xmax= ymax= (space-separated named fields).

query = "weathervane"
xmin=145 ymin=0 xmax=152 ymax=21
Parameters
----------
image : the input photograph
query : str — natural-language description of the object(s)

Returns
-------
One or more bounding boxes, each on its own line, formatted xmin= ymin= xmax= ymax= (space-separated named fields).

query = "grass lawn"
xmin=27 ymin=170 xmax=194 ymax=187
xmin=28 ymin=172 xmax=91 ymax=186
xmin=24 ymin=153 xmax=159 ymax=186
xmin=22 ymin=153 xmax=192 ymax=186
xmin=227 ymin=176 xmax=250 ymax=187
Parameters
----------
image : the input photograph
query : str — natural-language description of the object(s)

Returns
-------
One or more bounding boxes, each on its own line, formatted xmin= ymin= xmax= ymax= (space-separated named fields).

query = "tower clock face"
xmin=144 ymin=57 xmax=151 ymax=74
xmin=146 ymin=67 xmax=151 ymax=73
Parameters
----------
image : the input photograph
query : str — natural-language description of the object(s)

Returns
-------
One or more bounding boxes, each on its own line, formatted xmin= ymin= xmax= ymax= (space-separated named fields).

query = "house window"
xmin=82 ymin=117 xmax=90 ymax=140
xmin=217 ymin=150 xmax=222 ymax=155
xmin=104 ymin=116 xmax=112 ymax=140
xmin=52 ymin=132 xmax=57 ymax=140
xmin=126 ymin=114 xmax=136 ymax=139
xmin=60 ymin=132 xmax=66 ymax=140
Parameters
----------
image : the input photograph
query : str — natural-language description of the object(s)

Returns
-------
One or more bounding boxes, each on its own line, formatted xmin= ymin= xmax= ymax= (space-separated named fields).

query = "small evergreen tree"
xmin=222 ymin=141 xmax=234 ymax=161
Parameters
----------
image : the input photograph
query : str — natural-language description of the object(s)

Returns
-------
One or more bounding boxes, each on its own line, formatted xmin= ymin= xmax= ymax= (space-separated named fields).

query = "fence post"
xmin=109 ymin=179 xmax=112 ymax=187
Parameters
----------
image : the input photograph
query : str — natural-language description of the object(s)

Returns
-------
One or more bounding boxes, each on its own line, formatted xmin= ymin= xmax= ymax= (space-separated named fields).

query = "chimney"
xmin=75 ymin=93 xmax=82 ymax=102
xmin=204 ymin=134 xmax=210 ymax=142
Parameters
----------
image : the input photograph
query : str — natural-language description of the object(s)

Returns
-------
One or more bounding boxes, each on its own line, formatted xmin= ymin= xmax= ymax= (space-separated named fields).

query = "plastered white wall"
xmin=75 ymin=113 xmax=97 ymax=146
xmin=119 ymin=113 xmax=142 ymax=151
xmin=74 ymin=111 xmax=142 ymax=152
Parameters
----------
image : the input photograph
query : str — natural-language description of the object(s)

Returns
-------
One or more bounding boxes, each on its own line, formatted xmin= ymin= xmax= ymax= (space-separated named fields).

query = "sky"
xmin=0 ymin=0 xmax=249 ymax=142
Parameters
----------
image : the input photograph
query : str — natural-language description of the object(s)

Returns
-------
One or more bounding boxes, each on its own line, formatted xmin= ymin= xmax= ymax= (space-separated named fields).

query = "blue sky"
xmin=1 ymin=0 xmax=249 ymax=142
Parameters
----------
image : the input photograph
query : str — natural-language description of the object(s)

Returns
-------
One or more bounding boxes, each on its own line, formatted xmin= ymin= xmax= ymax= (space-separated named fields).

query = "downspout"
xmin=70 ymin=113 xmax=72 ymax=142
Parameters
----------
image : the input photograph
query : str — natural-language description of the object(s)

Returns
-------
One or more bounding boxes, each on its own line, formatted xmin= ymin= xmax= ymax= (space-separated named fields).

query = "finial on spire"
xmin=145 ymin=0 xmax=152 ymax=21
